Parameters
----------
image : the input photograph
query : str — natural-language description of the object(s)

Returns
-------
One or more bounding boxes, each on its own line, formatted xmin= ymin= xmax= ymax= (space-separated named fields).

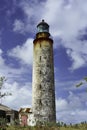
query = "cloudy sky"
xmin=0 ymin=0 xmax=87 ymax=124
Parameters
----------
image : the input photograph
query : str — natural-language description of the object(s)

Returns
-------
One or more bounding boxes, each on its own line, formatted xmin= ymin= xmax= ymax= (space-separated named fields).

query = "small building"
xmin=19 ymin=108 xmax=36 ymax=126
xmin=0 ymin=104 xmax=18 ymax=125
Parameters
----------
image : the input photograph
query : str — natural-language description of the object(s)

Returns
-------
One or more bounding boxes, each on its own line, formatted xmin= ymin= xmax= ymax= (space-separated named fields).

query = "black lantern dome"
xmin=37 ymin=20 xmax=49 ymax=33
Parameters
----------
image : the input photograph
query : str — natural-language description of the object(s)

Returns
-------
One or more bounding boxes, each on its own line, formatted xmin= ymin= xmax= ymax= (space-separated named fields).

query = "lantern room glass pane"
xmin=37 ymin=25 xmax=49 ymax=33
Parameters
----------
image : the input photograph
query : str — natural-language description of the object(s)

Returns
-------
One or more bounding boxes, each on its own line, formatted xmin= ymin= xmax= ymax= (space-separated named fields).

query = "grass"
xmin=0 ymin=120 xmax=87 ymax=130
xmin=4 ymin=123 xmax=87 ymax=130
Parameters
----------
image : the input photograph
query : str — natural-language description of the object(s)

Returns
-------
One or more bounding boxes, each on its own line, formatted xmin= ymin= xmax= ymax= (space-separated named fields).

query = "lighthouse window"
xmin=40 ymin=70 xmax=41 ymax=74
xmin=40 ymin=99 xmax=42 ymax=105
xmin=37 ymin=99 xmax=42 ymax=106
xmin=47 ymin=64 xmax=50 ymax=68
xmin=45 ymin=101 xmax=48 ymax=106
xmin=40 ymin=56 xmax=41 ymax=61
xmin=39 ymin=84 xmax=41 ymax=89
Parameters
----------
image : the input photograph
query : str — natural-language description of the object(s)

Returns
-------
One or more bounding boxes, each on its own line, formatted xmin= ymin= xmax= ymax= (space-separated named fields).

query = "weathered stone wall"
xmin=32 ymin=34 xmax=56 ymax=123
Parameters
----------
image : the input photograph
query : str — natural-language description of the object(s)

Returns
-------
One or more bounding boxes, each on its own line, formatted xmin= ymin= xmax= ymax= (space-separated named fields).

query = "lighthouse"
xmin=32 ymin=20 xmax=56 ymax=124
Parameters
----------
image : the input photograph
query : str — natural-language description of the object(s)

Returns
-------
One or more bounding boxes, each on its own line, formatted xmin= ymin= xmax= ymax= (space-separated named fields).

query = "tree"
xmin=76 ymin=77 xmax=87 ymax=87
xmin=0 ymin=76 xmax=12 ymax=104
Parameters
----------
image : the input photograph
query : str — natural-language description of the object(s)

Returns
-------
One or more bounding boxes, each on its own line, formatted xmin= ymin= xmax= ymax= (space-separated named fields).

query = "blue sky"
xmin=0 ymin=0 xmax=87 ymax=124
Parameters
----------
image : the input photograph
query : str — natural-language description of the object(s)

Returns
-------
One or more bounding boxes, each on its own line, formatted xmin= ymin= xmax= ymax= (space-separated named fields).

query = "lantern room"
xmin=37 ymin=19 xmax=49 ymax=33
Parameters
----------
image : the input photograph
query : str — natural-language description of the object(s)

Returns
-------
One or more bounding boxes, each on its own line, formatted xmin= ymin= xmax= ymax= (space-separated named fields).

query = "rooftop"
xmin=0 ymin=104 xmax=12 ymax=111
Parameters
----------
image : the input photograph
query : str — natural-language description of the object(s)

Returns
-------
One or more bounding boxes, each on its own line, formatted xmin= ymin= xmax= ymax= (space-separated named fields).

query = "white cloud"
xmin=20 ymin=0 xmax=45 ymax=21
xmin=56 ymin=91 xmax=87 ymax=123
xmin=68 ymin=91 xmax=83 ymax=109
xmin=13 ymin=0 xmax=46 ymax=34
xmin=8 ymin=38 xmax=33 ymax=66
xmin=2 ymin=81 xmax=32 ymax=110
xmin=0 ymin=49 xmax=5 ymax=66
xmin=44 ymin=0 xmax=87 ymax=40
xmin=41 ymin=0 xmax=87 ymax=70
xmin=13 ymin=19 xmax=25 ymax=34
xmin=0 ymin=49 xmax=32 ymax=111
xmin=0 ymin=49 xmax=2 ymax=54
xmin=0 ymin=52 xmax=30 ymax=82
xmin=0 ymin=47 xmax=32 ymax=86
xmin=67 ymin=49 xmax=86 ymax=70
xmin=56 ymin=98 xmax=68 ymax=111
xmin=0 ymin=49 xmax=10 ymax=76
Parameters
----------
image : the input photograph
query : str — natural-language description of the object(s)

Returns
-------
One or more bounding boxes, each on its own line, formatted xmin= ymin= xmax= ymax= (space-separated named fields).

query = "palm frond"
xmin=76 ymin=82 xmax=83 ymax=87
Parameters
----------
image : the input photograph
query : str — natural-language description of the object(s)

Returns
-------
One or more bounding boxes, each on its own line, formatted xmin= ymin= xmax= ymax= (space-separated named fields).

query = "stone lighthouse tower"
xmin=32 ymin=20 xmax=56 ymax=123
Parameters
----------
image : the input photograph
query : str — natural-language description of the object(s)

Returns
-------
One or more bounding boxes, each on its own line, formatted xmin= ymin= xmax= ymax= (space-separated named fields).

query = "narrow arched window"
xmin=40 ymin=70 xmax=41 ymax=74
xmin=40 ymin=56 xmax=41 ymax=61
xmin=39 ymin=84 xmax=41 ymax=89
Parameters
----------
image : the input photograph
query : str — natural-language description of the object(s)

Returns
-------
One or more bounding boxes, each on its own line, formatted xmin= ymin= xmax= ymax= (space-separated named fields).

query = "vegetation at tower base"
xmin=0 ymin=121 xmax=87 ymax=130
